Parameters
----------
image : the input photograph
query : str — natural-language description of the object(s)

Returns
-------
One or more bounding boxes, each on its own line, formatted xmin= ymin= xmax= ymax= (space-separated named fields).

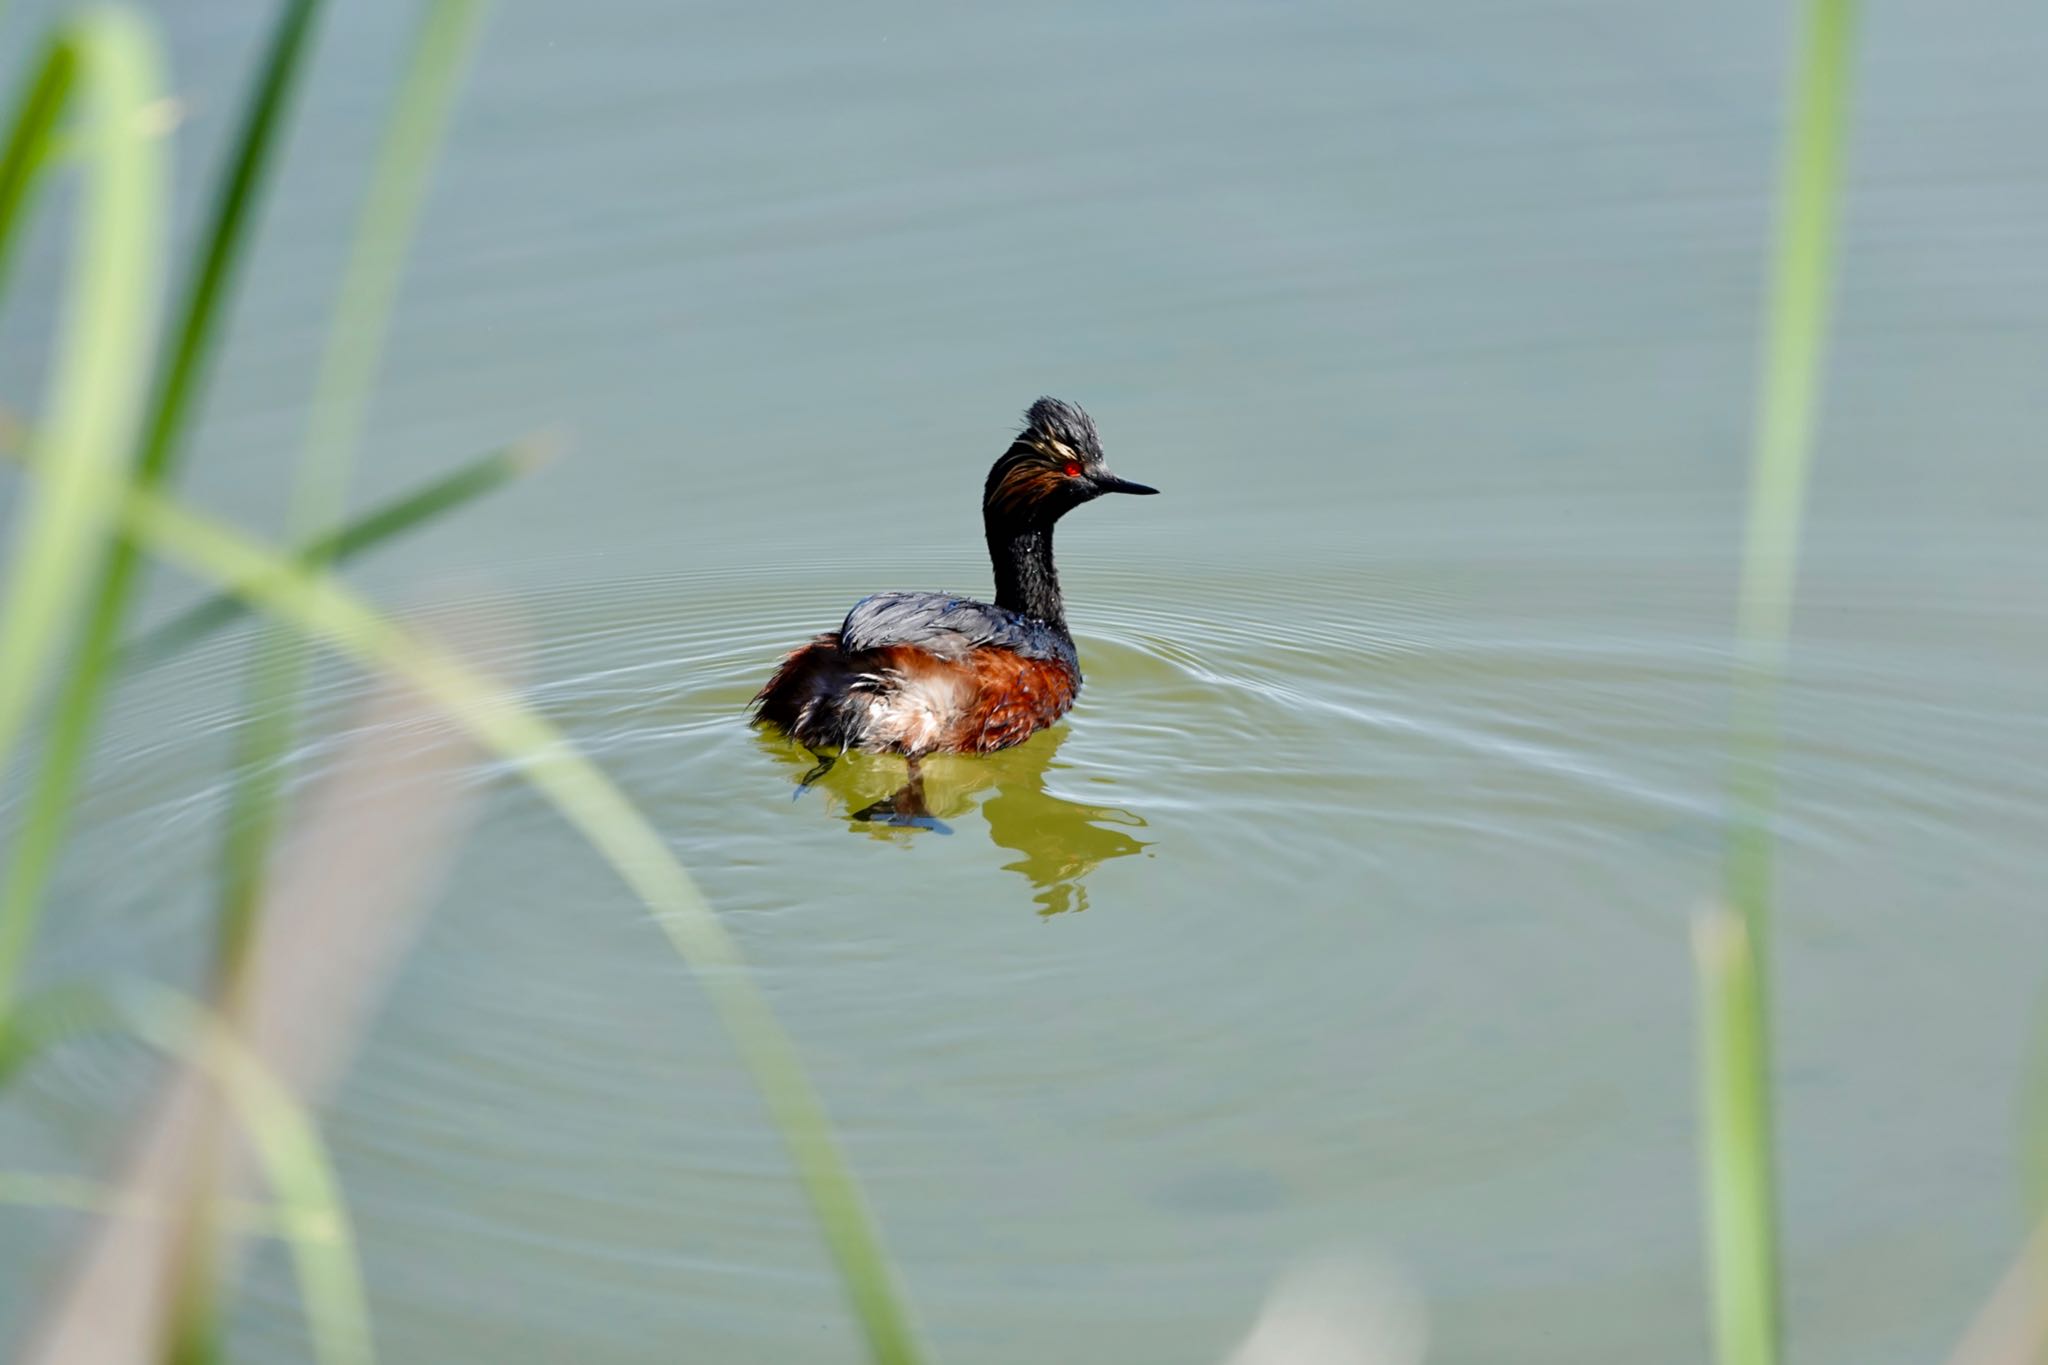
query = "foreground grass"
xmin=0 ymin=981 xmax=373 ymax=1365
xmin=0 ymin=8 xmax=166 ymax=1014
xmin=106 ymin=466 xmax=930 ymax=1365
xmin=0 ymin=0 xmax=1931 ymax=1360
xmin=1703 ymin=1 xmax=1859 ymax=1363
xmin=0 ymin=5 xmax=926 ymax=1361
xmin=218 ymin=0 xmax=488 ymax=982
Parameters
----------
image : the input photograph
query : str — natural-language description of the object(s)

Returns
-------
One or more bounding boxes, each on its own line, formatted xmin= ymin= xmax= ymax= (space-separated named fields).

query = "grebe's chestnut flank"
xmin=752 ymin=397 xmax=1156 ymax=761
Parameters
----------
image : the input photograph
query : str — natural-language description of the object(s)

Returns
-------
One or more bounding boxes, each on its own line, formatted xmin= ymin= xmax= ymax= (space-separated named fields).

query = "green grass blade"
xmin=291 ymin=0 xmax=487 ymax=537
xmin=1 ymin=982 xmax=373 ymax=1365
xmin=219 ymin=0 xmax=489 ymax=976
xmin=0 ymin=13 xmax=166 ymax=1009
xmin=0 ymin=0 xmax=326 ymax=1021
xmin=1706 ymin=3 xmax=1859 ymax=1364
xmin=136 ymin=0 xmax=325 ymax=494
xmin=114 ymin=437 xmax=548 ymax=674
xmin=0 ymin=37 xmax=74 ymax=312
xmin=1694 ymin=908 xmax=1778 ymax=1365
xmin=94 ymin=476 xmax=926 ymax=1365
xmin=0 ymin=1169 xmax=289 ymax=1236
xmin=1725 ymin=0 xmax=1860 ymax=940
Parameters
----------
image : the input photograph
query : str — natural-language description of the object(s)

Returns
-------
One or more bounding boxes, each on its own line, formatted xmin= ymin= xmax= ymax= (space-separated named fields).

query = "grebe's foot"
xmin=850 ymin=796 xmax=952 ymax=833
xmin=850 ymin=765 xmax=951 ymax=833
xmin=794 ymin=748 xmax=837 ymax=797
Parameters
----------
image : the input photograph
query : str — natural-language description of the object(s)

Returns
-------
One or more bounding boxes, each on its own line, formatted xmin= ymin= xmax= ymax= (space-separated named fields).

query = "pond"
xmin=2 ymin=1 xmax=2045 ymax=1361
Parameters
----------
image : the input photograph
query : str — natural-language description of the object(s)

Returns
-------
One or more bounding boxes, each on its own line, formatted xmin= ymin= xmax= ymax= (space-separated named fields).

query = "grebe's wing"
xmin=841 ymin=592 xmax=1067 ymax=663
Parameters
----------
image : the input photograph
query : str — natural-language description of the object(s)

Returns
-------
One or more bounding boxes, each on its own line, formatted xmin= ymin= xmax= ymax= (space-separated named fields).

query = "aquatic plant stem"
xmin=98 ymin=474 xmax=929 ymax=1363
xmin=1726 ymin=0 xmax=1859 ymax=946
xmin=1707 ymin=2 xmax=1858 ymax=1364
xmin=0 ymin=0 xmax=324 ymax=1019
xmin=218 ymin=0 xmax=487 ymax=980
xmin=0 ymin=431 xmax=551 ymax=672
xmin=1695 ymin=907 xmax=1778 ymax=1365
xmin=114 ymin=436 xmax=551 ymax=673
xmin=2 ymin=982 xmax=373 ymax=1365
xmin=0 ymin=11 xmax=166 ymax=1017
xmin=0 ymin=33 xmax=73 ymax=313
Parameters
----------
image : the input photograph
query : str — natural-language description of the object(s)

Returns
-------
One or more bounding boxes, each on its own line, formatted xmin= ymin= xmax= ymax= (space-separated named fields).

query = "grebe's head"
xmin=983 ymin=397 xmax=1158 ymax=527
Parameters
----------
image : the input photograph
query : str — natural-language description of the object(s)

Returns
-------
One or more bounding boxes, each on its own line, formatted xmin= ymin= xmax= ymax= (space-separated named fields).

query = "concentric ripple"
xmin=7 ymin=528 xmax=2045 ymax=1364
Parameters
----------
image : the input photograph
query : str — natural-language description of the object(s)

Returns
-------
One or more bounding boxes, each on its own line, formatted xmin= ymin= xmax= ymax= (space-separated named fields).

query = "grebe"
xmin=752 ymin=397 xmax=1156 ymax=766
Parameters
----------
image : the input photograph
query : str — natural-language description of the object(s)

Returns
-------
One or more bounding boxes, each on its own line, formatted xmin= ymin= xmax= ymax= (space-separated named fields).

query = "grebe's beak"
xmin=1093 ymin=471 xmax=1159 ymax=496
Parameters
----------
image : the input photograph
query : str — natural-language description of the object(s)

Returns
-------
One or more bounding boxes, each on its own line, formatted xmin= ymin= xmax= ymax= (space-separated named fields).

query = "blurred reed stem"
xmin=114 ymin=437 xmax=551 ymax=674
xmin=1695 ymin=907 xmax=1778 ymax=1365
xmin=1 ymin=425 xmax=551 ymax=675
xmin=0 ymin=11 xmax=166 ymax=1021
xmin=217 ymin=0 xmax=488 ymax=981
xmin=0 ymin=0 xmax=323 ymax=1023
xmin=1726 ymin=0 xmax=1860 ymax=945
xmin=0 ymin=31 xmax=73 ymax=311
xmin=0 ymin=1170 xmax=288 ymax=1235
xmin=1705 ymin=1 xmax=1858 ymax=1363
xmin=100 ymin=472 xmax=929 ymax=1365
xmin=2 ymin=981 xmax=373 ymax=1365
xmin=3 ymin=5 xmax=923 ymax=1356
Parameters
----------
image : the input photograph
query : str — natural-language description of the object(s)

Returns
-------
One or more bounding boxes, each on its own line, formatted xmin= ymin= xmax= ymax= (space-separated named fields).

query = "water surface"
xmin=2 ymin=1 xmax=2046 ymax=1361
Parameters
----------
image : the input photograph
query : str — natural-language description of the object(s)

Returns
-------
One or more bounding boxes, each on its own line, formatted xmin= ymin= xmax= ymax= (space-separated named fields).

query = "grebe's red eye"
xmin=1063 ymin=461 xmax=1082 ymax=478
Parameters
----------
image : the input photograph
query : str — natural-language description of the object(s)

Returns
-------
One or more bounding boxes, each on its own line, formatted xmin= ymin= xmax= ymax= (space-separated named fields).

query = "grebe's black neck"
xmin=977 ymin=399 xmax=1157 ymax=635
xmin=986 ymin=517 xmax=1067 ymax=634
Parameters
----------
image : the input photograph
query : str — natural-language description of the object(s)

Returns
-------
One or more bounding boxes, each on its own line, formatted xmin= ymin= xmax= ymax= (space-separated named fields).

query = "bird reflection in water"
xmin=760 ymin=727 xmax=1148 ymax=914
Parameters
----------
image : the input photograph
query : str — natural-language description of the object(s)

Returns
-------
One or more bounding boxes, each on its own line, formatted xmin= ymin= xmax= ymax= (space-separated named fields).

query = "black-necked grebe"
xmin=752 ymin=397 xmax=1156 ymax=762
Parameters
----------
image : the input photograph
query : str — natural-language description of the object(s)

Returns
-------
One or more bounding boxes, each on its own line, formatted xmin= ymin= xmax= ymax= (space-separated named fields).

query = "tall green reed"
xmin=92 ymin=468 xmax=931 ymax=1365
xmin=0 ymin=0 xmax=324 ymax=1022
xmin=0 ymin=30 xmax=72 ymax=310
xmin=218 ymin=0 xmax=489 ymax=975
xmin=10 ymin=659 xmax=485 ymax=1365
xmin=0 ymin=981 xmax=373 ymax=1365
xmin=1702 ymin=2 xmax=1858 ymax=1363
xmin=194 ymin=12 xmax=488 ymax=1341
xmin=0 ymin=428 xmax=550 ymax=670
xmin=0 ymin=1171 xmax=289 ymax=1234
xmin=1725 ymin=0 xmax=1860 ymax=943
xmin=115 ymin=437 xmax=551 ymax=674
xmin=0 ymin=6 xmax=926 ymax=1357
xmin=0 ymin=9 xmax=166 ymax=1014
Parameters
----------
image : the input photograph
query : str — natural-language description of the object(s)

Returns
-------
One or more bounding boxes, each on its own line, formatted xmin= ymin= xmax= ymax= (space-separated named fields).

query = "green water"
xmin=4 ymin=2 xmax=2047 ymax=1361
